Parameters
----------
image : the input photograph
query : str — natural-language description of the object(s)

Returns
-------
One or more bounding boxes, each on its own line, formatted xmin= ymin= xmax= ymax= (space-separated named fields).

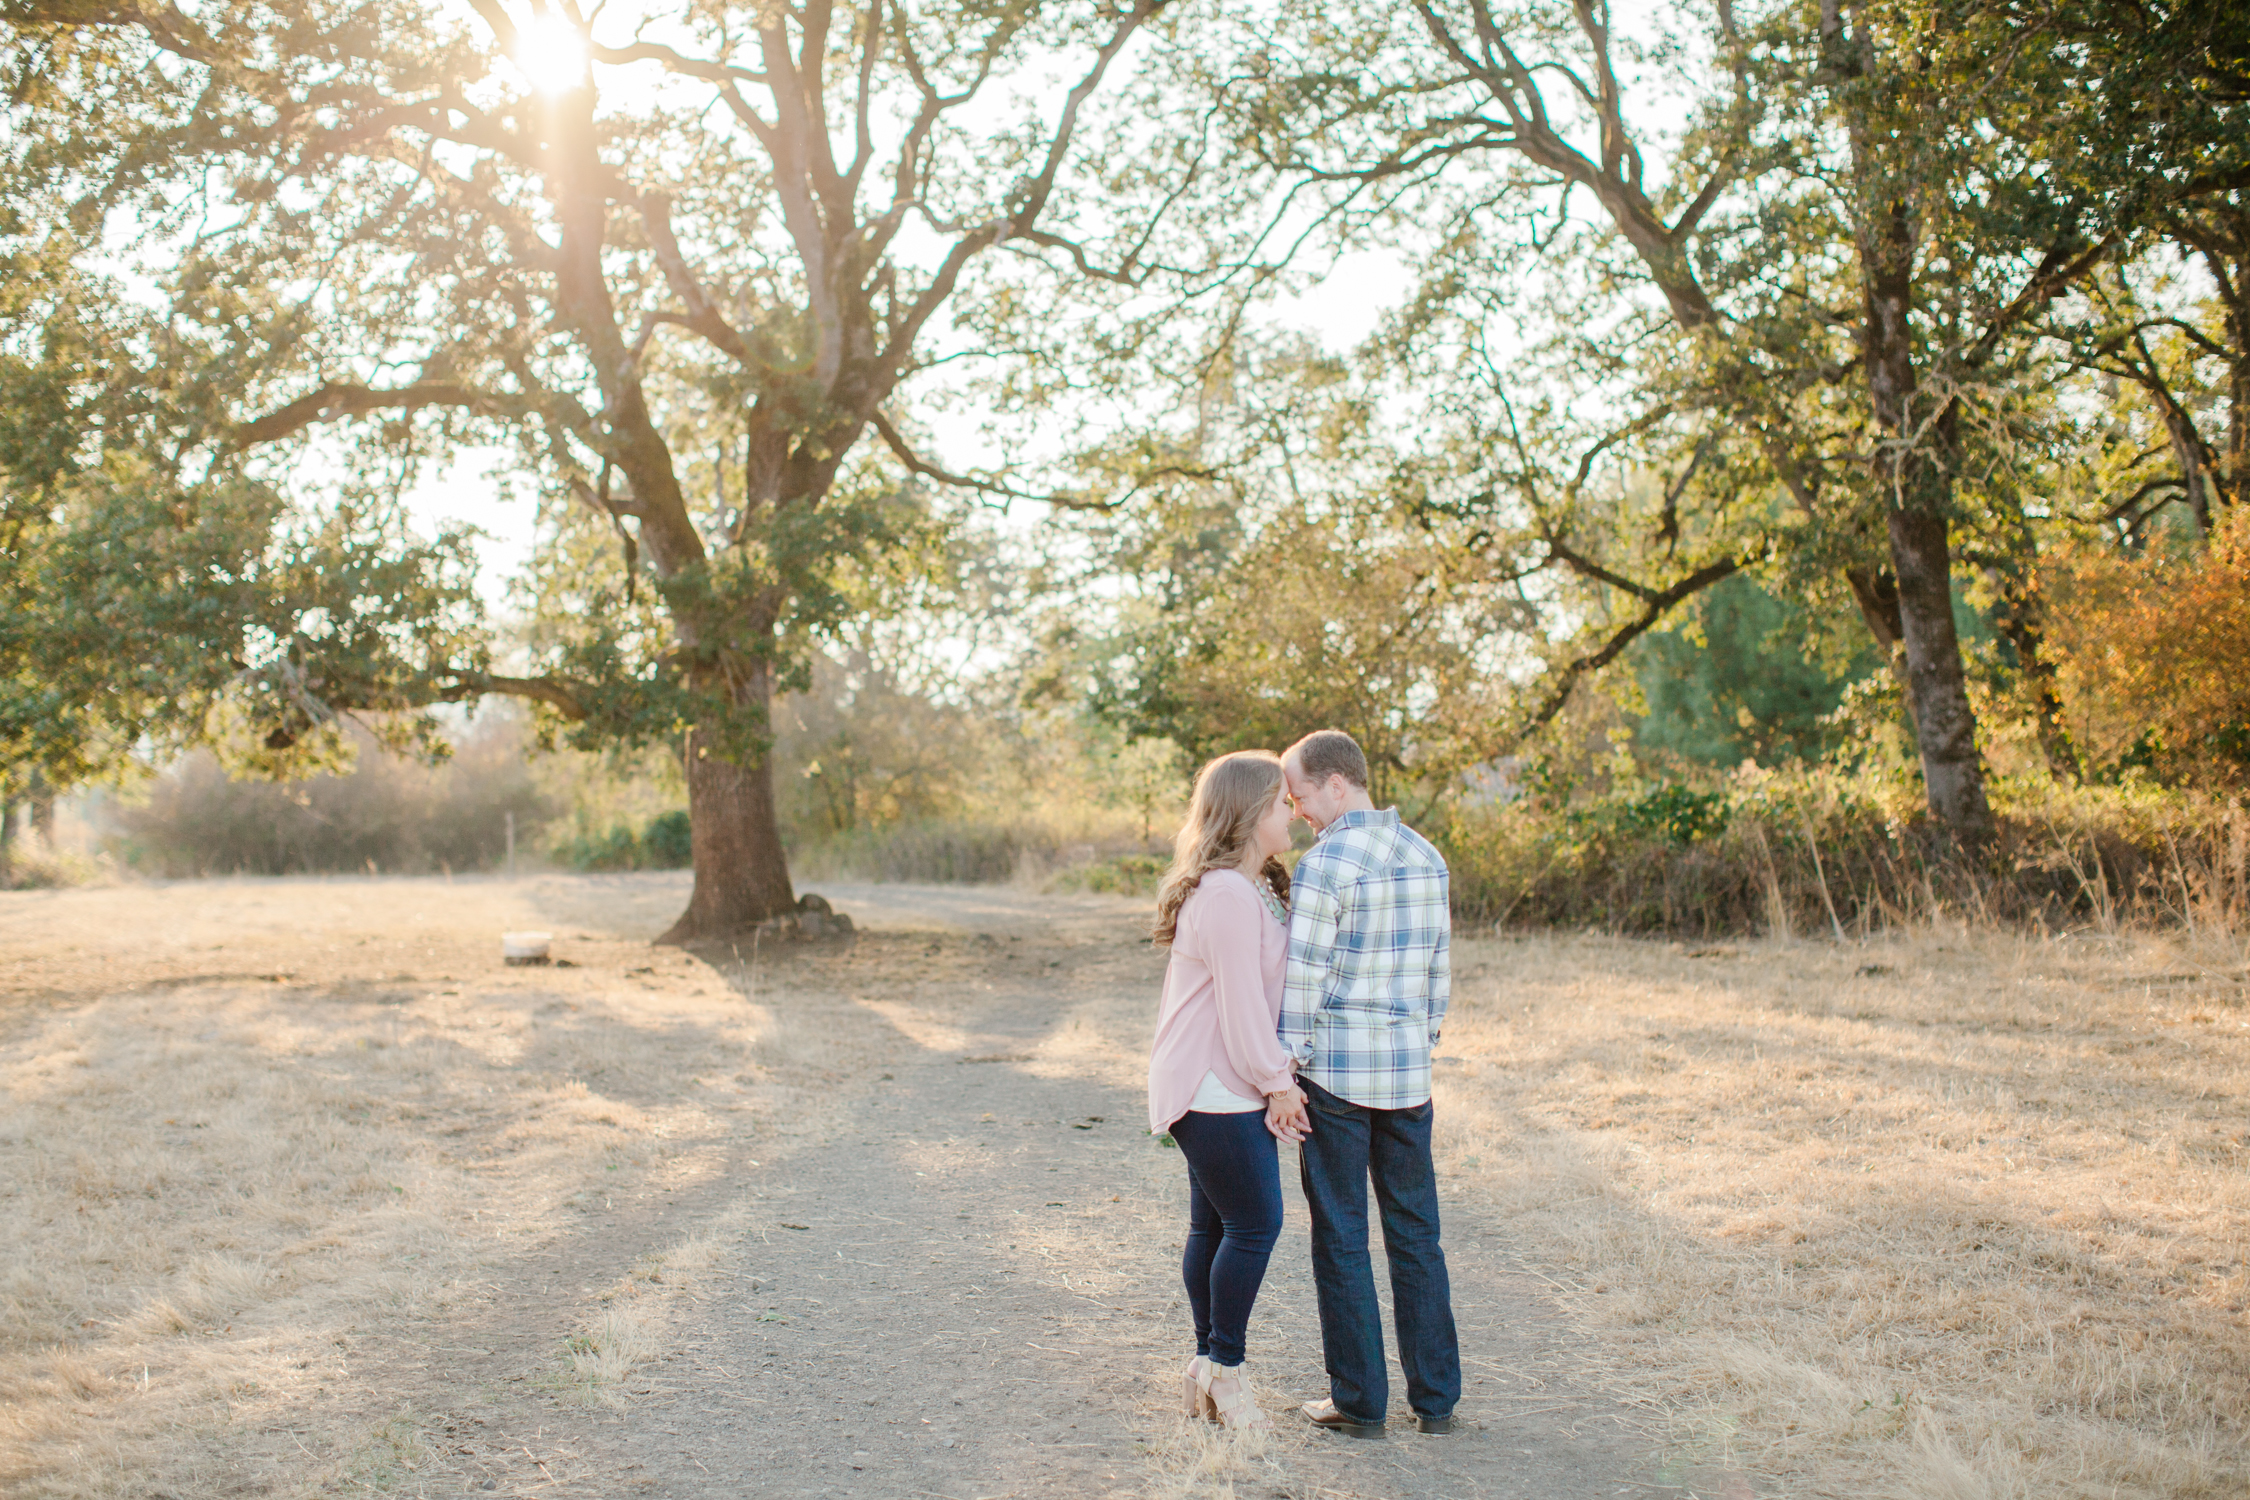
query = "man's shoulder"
xmin=1391 ymin=821 xmax=1449 ymax=874
xmin=1298 ymin=824 xmax=1378 ymax=879
xmin=1329 ymin=813 xmax=1448 ymax=874
xmin=1296 ymin=819 xmax=1446 ymax=907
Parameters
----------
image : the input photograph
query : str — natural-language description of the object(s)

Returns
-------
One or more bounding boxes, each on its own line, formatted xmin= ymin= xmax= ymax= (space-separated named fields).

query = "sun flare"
xmin=513 ymin=13 xmax=589 ymax=91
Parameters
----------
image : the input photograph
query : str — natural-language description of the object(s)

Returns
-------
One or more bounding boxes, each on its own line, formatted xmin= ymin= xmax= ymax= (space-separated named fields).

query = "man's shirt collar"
xmin=1316 ymin=806 xmax=1398 ymax=841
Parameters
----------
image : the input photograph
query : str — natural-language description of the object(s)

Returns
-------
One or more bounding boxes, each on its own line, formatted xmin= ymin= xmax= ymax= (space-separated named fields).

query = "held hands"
xmin=1264 ymin=1084 xmax=1310 ymax=1144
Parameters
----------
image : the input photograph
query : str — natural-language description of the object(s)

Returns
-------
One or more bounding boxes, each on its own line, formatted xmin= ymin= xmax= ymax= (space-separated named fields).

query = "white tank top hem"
xmin=1187 ymin=1069 xmax=1263 ymax=1113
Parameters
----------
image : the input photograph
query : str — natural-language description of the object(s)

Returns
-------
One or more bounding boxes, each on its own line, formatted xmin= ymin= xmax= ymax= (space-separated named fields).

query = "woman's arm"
xmin=1193 ymin=878 xmax=1298 ymax=1099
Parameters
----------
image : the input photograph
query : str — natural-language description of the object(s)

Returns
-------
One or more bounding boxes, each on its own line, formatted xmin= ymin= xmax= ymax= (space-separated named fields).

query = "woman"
xmin=1147 ymin=750 xmax=1308 ymax=1431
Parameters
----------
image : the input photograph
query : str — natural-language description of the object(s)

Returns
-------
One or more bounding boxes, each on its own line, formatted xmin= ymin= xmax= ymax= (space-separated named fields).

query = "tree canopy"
xmin=6 ymin=0 xmax=2249 ymax=914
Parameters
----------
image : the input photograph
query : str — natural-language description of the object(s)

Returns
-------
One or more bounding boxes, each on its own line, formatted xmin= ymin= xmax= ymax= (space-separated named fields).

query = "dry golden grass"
xmin=1140 ymin=1413 xmax=1288 ymax=1500
xmin=9 ymin=874 xmax=2246 ymax=1499
xmin=0 ymin=874 xmax=884 ymax=1498
xmin=1434 ymin=927 xmax=2250 ymax=1499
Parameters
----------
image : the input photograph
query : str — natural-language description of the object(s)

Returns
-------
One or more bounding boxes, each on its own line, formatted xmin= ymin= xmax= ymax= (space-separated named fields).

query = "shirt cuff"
xmin=1248 ymin=1062 xmax=1297 ymax=1097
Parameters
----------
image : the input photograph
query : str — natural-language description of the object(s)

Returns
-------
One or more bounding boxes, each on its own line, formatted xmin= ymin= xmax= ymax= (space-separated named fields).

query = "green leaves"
xmin=1 ymin=455 xmax=489 ymax=785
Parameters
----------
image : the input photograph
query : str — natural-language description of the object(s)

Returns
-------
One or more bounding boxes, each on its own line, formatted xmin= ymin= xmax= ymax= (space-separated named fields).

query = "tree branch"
xmin=870 ymin=410 xmax=1114 ymax=510
xmin=228 ymin=380 xmax=492 ymax=448
xmin=1514 ymin=554 xmax=1743 ymax=737
xmin=590 ymin=38 xmax=768 ymax=86
xmin=1966 ymin=231 xmax=2115 ymax=369
xmin=636 ymin=192 xmax=757 ymax=367
xmin=453 ymin=672 xmax=589 ymax=720
xmin=1004 ymin=0 xmax=1164 ymax=235
xmin=883 ymin=0 xmax=1162 ymax=377
xmin=14 ymin=0 xmax=227 ymax=64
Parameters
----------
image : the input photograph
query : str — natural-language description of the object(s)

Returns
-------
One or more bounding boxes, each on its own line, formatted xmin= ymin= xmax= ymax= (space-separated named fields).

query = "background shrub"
xmin=1439 ymin=766 xmax=2250 ymax=937
xmin=554 ymin=809 xmax=694 ymax=872
xmin=116 ymin=712 xmax=547 ymax=876
xmin=2042 ymin=507 xmax=2250 ymax=787
xmin=642 ymin=810 xmax=693 ymax=868
xmin=791 ymin=820 xmax=1053 ymax=884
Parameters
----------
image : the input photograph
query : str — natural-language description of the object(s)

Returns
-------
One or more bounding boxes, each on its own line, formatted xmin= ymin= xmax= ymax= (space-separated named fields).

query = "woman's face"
xmin=1251 ymin=782 xmax=1293 ymax=861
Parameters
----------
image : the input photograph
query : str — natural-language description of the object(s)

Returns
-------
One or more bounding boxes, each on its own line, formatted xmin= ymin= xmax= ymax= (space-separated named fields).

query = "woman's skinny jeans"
xmin=1169 ymin=1109 xmax=1284 ymax=1368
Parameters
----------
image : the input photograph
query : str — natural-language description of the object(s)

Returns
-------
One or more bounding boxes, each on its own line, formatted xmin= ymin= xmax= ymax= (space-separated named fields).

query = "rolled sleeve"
xmin=1427 ymin=898 xmax=1451 ymax=1043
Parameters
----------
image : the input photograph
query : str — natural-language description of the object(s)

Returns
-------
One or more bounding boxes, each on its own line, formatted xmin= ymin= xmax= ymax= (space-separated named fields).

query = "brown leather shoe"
xmin=1299 ymin=1397 xmax=1385 ymax=1438
xmin=1414 ymin=1413 xmax=1458 ymax=1434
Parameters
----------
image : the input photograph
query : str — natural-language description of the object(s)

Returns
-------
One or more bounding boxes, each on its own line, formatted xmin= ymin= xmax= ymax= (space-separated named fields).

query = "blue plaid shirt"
xmin=1280 ymin=808 xmax=1452 ymax=1109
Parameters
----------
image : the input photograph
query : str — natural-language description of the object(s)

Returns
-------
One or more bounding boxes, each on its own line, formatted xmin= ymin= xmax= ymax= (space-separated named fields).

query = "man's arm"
xmin=1280 ymin=854 xmax=1342 ymax=1067
xmin=1427 ymin=875 xmax=1452 ymax=1043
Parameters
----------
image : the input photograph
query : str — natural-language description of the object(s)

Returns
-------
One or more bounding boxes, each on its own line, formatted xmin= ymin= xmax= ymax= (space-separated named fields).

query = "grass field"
xmin=1430 ymin=928 xmax=2250 ymax=1498
xmin=1 ymin=876 xmax=2243 ymax=1498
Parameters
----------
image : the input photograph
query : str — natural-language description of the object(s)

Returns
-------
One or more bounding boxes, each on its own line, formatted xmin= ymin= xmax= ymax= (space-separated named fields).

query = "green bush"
xmin=559 ymin=823 xmax=639 ymax=871
xmin=642 ymin=810 xmax=693 ymax=868
xmin=1580 ymin=782 xmax=1730 ymax=844
xmin=557 ymin=809 xmax=693 ymax=872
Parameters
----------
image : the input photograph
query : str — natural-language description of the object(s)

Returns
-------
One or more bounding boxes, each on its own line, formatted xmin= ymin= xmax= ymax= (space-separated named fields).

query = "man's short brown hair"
xmin=1287 ymin=729 xmax=1368 ymax=790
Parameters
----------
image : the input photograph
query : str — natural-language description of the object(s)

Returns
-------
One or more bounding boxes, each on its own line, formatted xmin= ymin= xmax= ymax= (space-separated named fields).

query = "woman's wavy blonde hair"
xmin=1152 ymin=750 xmax=1290 ymax=947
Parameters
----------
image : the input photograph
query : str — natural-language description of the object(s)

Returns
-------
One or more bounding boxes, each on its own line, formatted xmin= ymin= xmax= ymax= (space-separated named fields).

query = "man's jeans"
xmin=1297 ymin=1077 xmax=1462 ymax=1424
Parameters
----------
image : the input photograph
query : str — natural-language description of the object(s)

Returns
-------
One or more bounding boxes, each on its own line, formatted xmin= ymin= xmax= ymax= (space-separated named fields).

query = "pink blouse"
xmin=1147 ymin=868 xmax=1296 ymax=1132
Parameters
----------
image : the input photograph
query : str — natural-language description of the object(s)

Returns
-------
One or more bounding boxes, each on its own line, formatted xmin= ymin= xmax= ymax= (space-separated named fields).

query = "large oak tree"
xmin=4 ymin=0 xmax=1163 ymax=937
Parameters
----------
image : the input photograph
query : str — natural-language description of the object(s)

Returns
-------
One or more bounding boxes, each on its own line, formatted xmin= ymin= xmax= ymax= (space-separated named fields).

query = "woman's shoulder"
xmin=1176 ymin=869 xmax=1259 ymax=928
xmin=1192 ymin=868 xmax=1262 ymax=904
xmin=1188 ymin=868 xmax=1275 ymax=934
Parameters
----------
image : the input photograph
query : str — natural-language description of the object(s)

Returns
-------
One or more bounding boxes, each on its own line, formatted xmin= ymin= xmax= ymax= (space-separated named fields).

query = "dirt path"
xmin=503 ymin=885 xmax=1662 ymax=1500
xmin=0 ymin=876 xmax=1675 ymax=1499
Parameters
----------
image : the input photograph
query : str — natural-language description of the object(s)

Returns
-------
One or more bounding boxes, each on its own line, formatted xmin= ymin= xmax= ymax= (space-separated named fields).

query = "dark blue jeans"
xmin=1297 ymin=1077 xmax=1461 ymax=1423
xmin=1170 ymin=1109 xmax=1285 ymax=1367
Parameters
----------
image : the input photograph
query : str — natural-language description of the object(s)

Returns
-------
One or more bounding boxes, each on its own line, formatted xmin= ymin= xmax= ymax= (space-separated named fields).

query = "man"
xmin=1271 ymin=729 xmax=1460 ymax=1439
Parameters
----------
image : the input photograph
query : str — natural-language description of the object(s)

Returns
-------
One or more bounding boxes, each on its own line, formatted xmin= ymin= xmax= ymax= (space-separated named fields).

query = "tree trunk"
xmin=2226 ymin=243 xmax=2249 ymax=510
xmin=1887 ymin=503 xmax=1995 ymax=838
xmin=29 ymin=776 xmax=55 ymax=850
xmin=2145 ymin=366 xmax=2221 ymax=533
xmin=2231 ymin=344 xmax=2248 ymax=510
xmin=1860 ymin=195 xmax=1996 ymax=842
xmin=657 ymin=664 xmax=798 ymax=944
